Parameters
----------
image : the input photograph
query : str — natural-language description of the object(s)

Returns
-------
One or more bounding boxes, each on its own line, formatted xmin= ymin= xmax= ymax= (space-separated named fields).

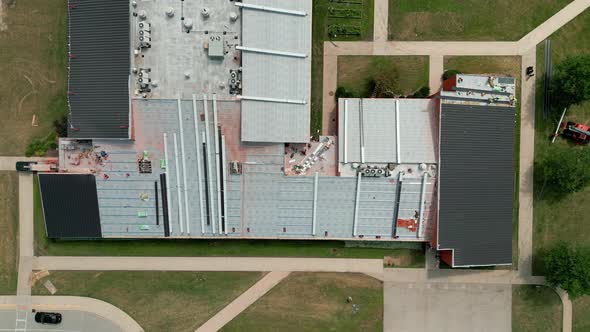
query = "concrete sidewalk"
xmin=518 ymin=48 xmax=537 ymax=277
xmin=196 ymin=272 xmax=290 ymax=332
xmin=373 ymin=0 xmax=388 ymax=42
xmin=33 ymin=256 xmax=384 ymax=274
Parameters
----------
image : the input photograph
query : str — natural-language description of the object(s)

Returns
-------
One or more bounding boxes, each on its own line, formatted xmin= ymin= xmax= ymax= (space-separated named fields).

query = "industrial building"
xmin=38 ymin=0 xmax=517 ymax=267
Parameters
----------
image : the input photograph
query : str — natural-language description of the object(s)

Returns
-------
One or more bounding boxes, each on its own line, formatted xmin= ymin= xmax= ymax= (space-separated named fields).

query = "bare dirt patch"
xmin=0 ymin=0 xmax=67 ymax=156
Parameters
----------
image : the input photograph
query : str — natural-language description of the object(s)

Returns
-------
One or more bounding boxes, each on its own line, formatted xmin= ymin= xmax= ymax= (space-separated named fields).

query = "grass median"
xmin=0 ymin=172 xmax=18 ymax=294
xmin=512 ymin=285 xmax=562 ymax=332
xmin=32 ymin=271 xmax=264 ymax=332
xmin=222 ymin=272 xmax=383 ymax=332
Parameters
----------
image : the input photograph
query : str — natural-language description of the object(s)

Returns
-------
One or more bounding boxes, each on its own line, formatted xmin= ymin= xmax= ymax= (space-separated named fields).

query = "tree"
xmin=53 ymin=115 xmax=68 ymax=137
xmin=544 ymin=242 xmax=590 ymax=298
xmin=372 ymin=68 xmax=400 ymax=98
xmin=551 ymin=55 xmax=590 ymax=109
xmin=535 ymin=147 xmax=590 ymax=193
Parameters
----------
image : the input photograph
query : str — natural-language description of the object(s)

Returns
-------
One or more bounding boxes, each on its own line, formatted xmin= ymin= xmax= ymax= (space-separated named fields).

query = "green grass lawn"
xmin=388 ymin=0 xmax=572 ymax=41
xmin=444 ymin=56 xmax=522 ymax=268
xmin=32 ymin=271 xmax=263 ymax=332
xmin=222 ymin=272 xmax=382 ymax=332
xmin=574 ymin=296 xmax=590 ymax=332
xmin=0 ymin=0 xmax=67 ymax=156
xmin=512 ymin=285 xmax=562 ymax=332
xmin=33 ymin=175 xmax=425 ymax=262
xmin=531 ymin=9 xmax=590 ymax=330
xmin=311 ymin=0 xmax=374 ymax=136
xmin=0 ymin=172 xmax=18 ymax=294
xmin=533 ymin=9 xmax=590 ymax=276
xmin=337 ymin=56 xmax=429 ymax=97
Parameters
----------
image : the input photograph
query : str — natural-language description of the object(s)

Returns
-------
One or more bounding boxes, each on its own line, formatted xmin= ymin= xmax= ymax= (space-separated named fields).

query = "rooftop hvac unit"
xmin=208 ymin=34 xmax=225 ymax=58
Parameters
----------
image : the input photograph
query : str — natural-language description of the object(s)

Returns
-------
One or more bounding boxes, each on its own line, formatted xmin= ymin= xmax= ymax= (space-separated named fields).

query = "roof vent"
xmin=165 ymin=7 xmax=174 ymax=18
xmin=229 ymin=12 xmax=239 ymax=22
xmin=202 ymin=8 xmax=210 ymax=18
xmin=138 ymin=10 xmax=147 ymax=20
xmin=183 ymin=18 xmax=193 ymax=31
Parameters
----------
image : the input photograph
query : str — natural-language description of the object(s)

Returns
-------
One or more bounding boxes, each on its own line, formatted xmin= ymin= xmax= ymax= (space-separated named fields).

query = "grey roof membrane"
xmin=67 ymin=0 xmax=130 ymax=139
xmin=240 ymin=0 xmax=312 ymax=143
xmin=438 ymin=103 xmax=516 ymax=267
xmin=338 ymin=98 xmax=437 ymax=164
xmin=38 ymin=174 xmax=102 ymax=238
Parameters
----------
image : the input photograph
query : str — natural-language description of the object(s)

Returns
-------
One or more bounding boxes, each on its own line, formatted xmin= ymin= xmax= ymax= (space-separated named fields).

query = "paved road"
xmin=33 ymin=256 xmax=384 ymax=274
xmin=384 ymin=282 xmax=512 ymax=332
xmin=196 ymin=272 xmax=290 ymax=332
xmin=0 ymin=309 xmax=122 ymax=332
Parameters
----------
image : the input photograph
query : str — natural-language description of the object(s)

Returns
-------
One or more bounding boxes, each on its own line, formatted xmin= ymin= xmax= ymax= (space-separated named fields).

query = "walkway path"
xmin=373 ymin=0 xmax=388 ymax=42
xmin=33 ymin=256 xmax=384 ymax=274
xmin=0 ymin=296 xmax=143 ymax=332
xmin=556 ymin=288 xmax=573 ymax=332
xmin=518 ymin=48 xmax=537 ymax=277
xmin=195 ymin=272 xmax=290 ymax=332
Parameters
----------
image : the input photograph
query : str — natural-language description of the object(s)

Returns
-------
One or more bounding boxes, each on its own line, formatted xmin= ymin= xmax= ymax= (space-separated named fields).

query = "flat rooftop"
xmin=240 ymin=0 xmax=312 ymax=143
xmin=337 ymin=98 xmax=437 ymax=165
xmin=131 ymin=0 xmax=241 ymax=100
xmin=57 ymin=97 xmax=431 ymax=240
xmin=441 ymin=74 xmax=517 ymax=106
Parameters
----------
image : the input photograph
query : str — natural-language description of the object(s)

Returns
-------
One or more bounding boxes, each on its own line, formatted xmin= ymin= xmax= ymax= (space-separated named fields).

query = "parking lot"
xmin=0 ymin=309 xmax=122 ymax=332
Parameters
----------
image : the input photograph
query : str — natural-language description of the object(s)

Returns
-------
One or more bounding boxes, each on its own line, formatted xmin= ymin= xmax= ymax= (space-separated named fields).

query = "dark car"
xmin=34 ymin=312 xmax=62 ymax=324
xmin=15 ymin=161 xmax=36 ymax=172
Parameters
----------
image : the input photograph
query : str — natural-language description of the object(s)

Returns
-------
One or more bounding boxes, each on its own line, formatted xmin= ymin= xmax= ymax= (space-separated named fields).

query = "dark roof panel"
xmin=38 ymin=174 xmax=102 ymax=238
xmin=67 ymin=0 xmax=130 ymax=139
xmin=438 ymin=103 xmax=516 ymax=267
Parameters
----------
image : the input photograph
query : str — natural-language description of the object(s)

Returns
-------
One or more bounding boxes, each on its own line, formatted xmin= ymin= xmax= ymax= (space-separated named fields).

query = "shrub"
xmin=25 ymin=135 xmax=56 ymax=157
xmin=328 ymin=7 xmax=362 ymax=18
xmin=442 ymin=69 xmax=462 ymax=81
xmin=411 ymin=86 xmax=430 ymax=98
xmin=335 ymin=87 xmax=355 ymax=99
xmin=327 ymin=24 xmax=361 ymax=37
xmin=545 ymin=242 xmax=590 ymax=298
